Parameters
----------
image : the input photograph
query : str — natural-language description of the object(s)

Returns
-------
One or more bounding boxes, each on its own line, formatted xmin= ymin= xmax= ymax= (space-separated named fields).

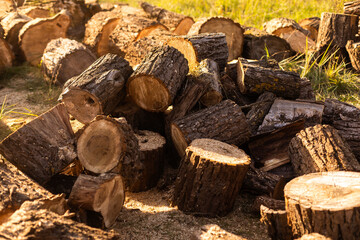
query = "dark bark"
xmin=198 ymin=59 xmax=222 ymax=107
xmin=252 ymin=195 xmax=285 ymax=212
xmin=220 ymin=75 xmax=252 ymax=106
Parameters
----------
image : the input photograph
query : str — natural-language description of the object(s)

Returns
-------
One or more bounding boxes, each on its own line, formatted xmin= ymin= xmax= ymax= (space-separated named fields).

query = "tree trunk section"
xmin=59 ymin=53 xmax=133 ymax=124
xmin=19 ymin=11 xmax=70 ymax=65
xmin=0 ymin=38 xmax=14 ymax=73
xmin=68 ymin=173 xmax=125 ymax=228
xmin=187 ymin=17 xmax=244 ymax=61
xmin=220 ymin=75 xmax=252 ymax=107
xmin=42 ymin=37 xmax=96 ymax=86
xmin=288 ymin=124 xmax=360 ymax=176
xmin=346 ymin=40 xmax=360 ymax=71
xmin=260 ymin=205 xmax=292 ymax=240
xmin=167 ymin=33 xmax=228 ymax=71
xmin=0 ymin=104 xmax=76 ymax=185
xmin=322 ymin=98 xmax=360 ymax=161
xmin=298 ymin=17 xmax=320 ymax=41
xmin=171 ymin=100 xmax=250 ymax=156
xmin=172 ymin=138 xmax=251 ymax=216
xmin=285 ymin=171 xmax=360 ymax=239
xmin=127 ymin=45 xmax=189 ymax=112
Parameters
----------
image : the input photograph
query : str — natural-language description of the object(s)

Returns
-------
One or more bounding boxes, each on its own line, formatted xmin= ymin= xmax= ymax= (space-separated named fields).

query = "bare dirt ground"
xmin=0 ymin=66 xmax=269 ymax=239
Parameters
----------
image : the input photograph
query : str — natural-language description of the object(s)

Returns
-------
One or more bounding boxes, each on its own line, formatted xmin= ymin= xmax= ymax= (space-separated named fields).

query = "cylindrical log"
xmin=296 ymin=233 xmax=331 ymax=240
xmin=346 ymin=40 xmax=360 ymax=71
xmin=167 ymin=33 xmax=228 ymax=71
xmin=59 ymin=53 xmax=133 ymax=124
xmin=171 ymin=100 xmax=250 ymax=156
xmin=298 ymin=17 xmax=320 ymax=42
xmin=172 ymin=138 xmax=251 ymax=216
xmin=68 ymin=173 xmax=125 ymax=228
xmin=188 ymin=17 xmax=244 ymax=61
xmin=127 ymin=45 xmax=189 ymax=112
xmin=19 ymin=11 xmax=71 ymax=66
xmin=131 ymin=130 xmax=166 ymax=192
xmin=288 ymin=124 xmax=360 ymax=176
xmin=260 ymin=205 xmax=292 ymax=240
xmin=285 ymin=171 xmax=360 ymax=239
xmin=42 ymin=37 xmax=96 ymax=86
xmin=0 ymin=38 xmax=14 ymax=72
xmin=237 ymin=61 xmax=303 ymax=99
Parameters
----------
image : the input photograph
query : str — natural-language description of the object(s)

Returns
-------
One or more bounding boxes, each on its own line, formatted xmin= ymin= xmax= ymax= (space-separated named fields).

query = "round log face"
xmin=77 ymin=119 xmax=125 ymax=173
xmin=174 ymin=17 xmax=195 ymax=35
xmin=128 ymin=75 xmax=171 ymax=112
xmin=167 ymin=38 xmax=197 ymax=70
xmin=0 ymin=39 xmax=13 ymax=69
xmin=96 ymin=18 xmax=121 ymax=56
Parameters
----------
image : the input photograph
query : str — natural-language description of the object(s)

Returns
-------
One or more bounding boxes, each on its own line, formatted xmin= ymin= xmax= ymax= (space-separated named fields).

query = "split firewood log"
xmin=296 ymin=233 xmax=331 ymax=240
xmin=0 ymin=104 xmax=77 ymax=185
xmin=263 ymin=17 xmax=315 ymax=53
xmin=68 ymin=173 xmax=125 ymax=227
xmin=346 ymin=40 xmax=360 ymax=71
xmin=298 ymin=17 xmax=320 ymax=41
xmin=19 ymin=11 xmax=71 ymax=65
xmin=172 ymin=138 xmax=251 ymax=216
xmin=322 ymin=98 xmax=360 ymax=161
xmin=260 ymin=204 xmax=292 ymax=240
xmin=0 ymin=38 xmax=14 ymax=72
xmin=131 ymin=130 xmax=166 ymax=192
xmin=188 ymin=17 xmax=244 ymax=61
xmin=77 ymin=116 xmax=142 ymax=191
xmin=257 ymin=99 xmax=324 ymax=134
xmin=127 ymin=45 xmax=189 ymax=112
xmin=220 ymin=74 xmax=252 ymax=107
xmin=60 ymin=54 xmax=133 ymax=124
xmin=42 ymin=38 xmax=96 ymax=86
xmin=344 ymin=0 xmax=360 ymax=15
xmin=18 ymin=6 xmax=51 ymax=18
xmin=316 ymin=12 xmax=358 ymax=58
xmin=237 ymin=61 xmax=304 ymax=99
xmin=252 ymin=195 xmax=285 ymax=212
xmin=285 ymin=171 xmax=360 ymax=239
xmin=140 ymin=2 xmax=194 ymax=35
xmin=171 ymin=100 xmax=250 ymax=156
xmin=288 ymin=124 xmax=360 ymax=176
xmin=167 ymin=33 xmax=228 ymax=71
xmin=0 ymin=201 xmax=121 ymax=239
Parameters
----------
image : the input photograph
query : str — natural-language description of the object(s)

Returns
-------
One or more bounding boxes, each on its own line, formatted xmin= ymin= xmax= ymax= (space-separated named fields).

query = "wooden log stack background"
xmin=0 ymin=0 xmax=360 ymax=239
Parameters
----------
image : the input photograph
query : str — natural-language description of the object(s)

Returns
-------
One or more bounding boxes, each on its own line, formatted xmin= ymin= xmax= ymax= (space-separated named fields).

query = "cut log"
xmin=172 ymin=138 xmax=251 ymax=216
xmin=246 ymin=92 xmax=276 ymax=135
xmin=243 ymin=33 xmax=294 ymax=62
xmin=44 ymin=174 xmax=78 ymax=198
xmin=0 ymin=38 xmax=14 ymax=72
xmin=346 ymin=40 xmax=360 ymax=71
xmin=18 ymin=6 xmax=51 ymax=18
xmin=171 ymin=100 xmax=250 ymax=156
xmin=242 ymin=166 xmax=286 ymax=200
xmin=285 ymin=171 xmax=360 ymax=239
xmin=252 ymin=195 xmax=285 ymax=212
xmin=248 ymin=120 xmax=305 ymax=171
xmin=140 ymin=2 xmax=194 ymax=35
xmin=263 ymin=17 xmax=315 ymax=53
xmin=77 ymin=116 xmax=142 ymax=191
xmin=0 ymin=104 xmax=76 ymax=185
xmin=344 ymin=1 xmax=360 ymax=15
xmin=316 ymin=12 xmax=358 ymax=58
xmin=68 ymin=173 xmax=125 ymax=228
xmin=298 ymin=17 xmax=320 ymax=42
xmin=42 ymin=37 xmax=96 ymax=86
xmin=188 ymin=17 xmax=244 ymax=61
xmin=0 ymin=161 xmax=55 ymax=224
xmin=19 ymin=11 xmax=70 ymax=65
xmin=296 ymin=233 xmax=331 ymax=240
xmin=0 ymin=204 xmax=121 ymax=239
xmin=237 ymin=61 xmax=304 ymax=99
xmin=60 ymin=54 xmax=133 ymax=124
xmin=257 ymin=99 xmax=324 ymax=134
xmin=322 ymin=98 xmax=360 ymax=161
xmin=288 ymin=124 xmax=360 ymax=176
xmin=131 ymin=130 xmax=166 ymax=192
xmin=127 ymin=45 xmax=189 ymax=112
xmin=166 ymin=33 xmax=228 ymax=71
xmin=260 ymin=205 xmax=292 ymax=240
xmin=220 ymin=74 xmax=252 ymax=106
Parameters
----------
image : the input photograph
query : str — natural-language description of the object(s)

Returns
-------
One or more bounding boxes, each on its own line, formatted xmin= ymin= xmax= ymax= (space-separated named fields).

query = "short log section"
xmin=260 ymin=204 xmax=292 ymax=240
xmin=172 ymin=138 xmax=251 ymax=216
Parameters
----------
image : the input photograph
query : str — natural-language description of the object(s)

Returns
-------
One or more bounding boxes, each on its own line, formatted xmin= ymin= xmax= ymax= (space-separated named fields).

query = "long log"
xmin=60 ymin=53 xmax=133 ymax=124
xmin=0 ymin=104 xmax=76 ymax=185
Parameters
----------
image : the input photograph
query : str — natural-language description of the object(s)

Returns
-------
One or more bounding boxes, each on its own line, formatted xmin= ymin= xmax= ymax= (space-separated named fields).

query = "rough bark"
xmin=237 ymin=62 xmax=304 ymax=99
xmin=19 ymin=11 xmax=70 ymax=65
xmin=257 ymin=99 xmax=324 ymax=134
xmin=42 ymin=37 xmax=96 ymax=86
xmin=0 ymin=38 xmax=14 ymax=72
xmin=285 ymin=171 xmax=360 ymax=239
xmin=188 ymin=17 xmax=244 ymax=61
xmin=298 ymin=17 xmax=320 ymax=41
xmin=171 ymin=100 xmax=251 ymax=156
xmin=344 ymin=1 xmax=360 ymax=15
xmin=131 ymin=130 xmax=166 ymax=192
xmin=0 ymin=104 xmax=76 ymax=185
xmin=220 ymin=75 xmax=252 ymax=106
xmin=167 ymin=33 xmax=228 ymax=71
xmin=346 ymin=40 xmax=360 ymax=71
xmin=322 ymin=98 xmax=360 ymax=161
xmin=59 ymin=53 xmax=133 ymax=124
xmin=288 ymin=124 xmax=360 ymax=176
xmin=127 ymin=45 xmax=189 ymax=112
xmin=252 ymin=195 xmax=285 ymax=212
xmin=172 ymin=138 xmax=251 ymax=216
xmin=68 ymin=173 xmax=125 ymax=227
xmin=260 ymin=205 xmax=292 ymax=240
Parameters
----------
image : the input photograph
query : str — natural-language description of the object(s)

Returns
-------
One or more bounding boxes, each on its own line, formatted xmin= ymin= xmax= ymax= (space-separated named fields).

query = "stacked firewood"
xmin=0 ymin=1 xmax=360 ymax=239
